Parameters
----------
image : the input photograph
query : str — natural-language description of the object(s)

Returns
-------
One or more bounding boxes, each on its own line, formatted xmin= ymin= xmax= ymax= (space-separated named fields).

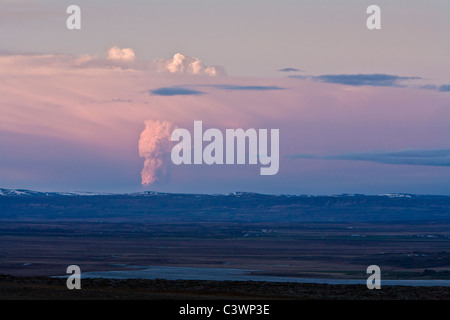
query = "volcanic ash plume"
xmin=139 ymin=120 xmax=176 ymax=186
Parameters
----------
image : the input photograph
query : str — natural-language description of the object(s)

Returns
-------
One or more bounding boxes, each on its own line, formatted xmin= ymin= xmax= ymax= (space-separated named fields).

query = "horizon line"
xmin=1 ymin=188 xmax=450 ymax=198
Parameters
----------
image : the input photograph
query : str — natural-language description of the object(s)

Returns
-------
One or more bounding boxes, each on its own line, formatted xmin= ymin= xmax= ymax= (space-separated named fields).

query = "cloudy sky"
xmin=0 ymin=0 xmax=449 ymax=194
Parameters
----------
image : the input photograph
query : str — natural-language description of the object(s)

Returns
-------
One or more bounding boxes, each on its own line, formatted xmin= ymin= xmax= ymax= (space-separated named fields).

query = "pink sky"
xmin=0 ymin=50 xmax=449 ymax=194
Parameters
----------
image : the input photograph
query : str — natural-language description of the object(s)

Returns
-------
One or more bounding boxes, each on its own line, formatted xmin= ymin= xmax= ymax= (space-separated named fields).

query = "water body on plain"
xmin=79 ymin=266 xmax=450 ymax=287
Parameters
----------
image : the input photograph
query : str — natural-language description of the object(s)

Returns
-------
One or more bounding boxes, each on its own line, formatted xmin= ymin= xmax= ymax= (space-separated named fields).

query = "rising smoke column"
xmin=139 ymin=120 xmax=176 ymax=186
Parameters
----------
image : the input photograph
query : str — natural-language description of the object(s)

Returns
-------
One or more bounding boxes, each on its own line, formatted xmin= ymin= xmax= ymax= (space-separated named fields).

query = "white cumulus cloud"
xmin=0 ymin=49 xmax=226 ymax=77
xmin=156 ymin=53 xmax=226 ymax=76
xmin=107 ymin=46 xmax=136 ymax=62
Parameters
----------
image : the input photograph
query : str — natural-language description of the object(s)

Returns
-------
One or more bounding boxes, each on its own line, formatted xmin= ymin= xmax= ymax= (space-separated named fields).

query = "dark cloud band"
xmin=289 ymin=149 xmax=450 ymax=167
xmin=438 ymin=85 xmax=450 ymax=92
xmin=150 ymin=87 xmax=205 ymax=96
xmin=290 ymin=73 xmax=420 ymax=87
xmin=150 ymin=84 xmax=284 ymax=96
xmin=209 ymin=84 xmax=284 ymax=91
xmin=278 ymin=68 xmax=302 ymax=72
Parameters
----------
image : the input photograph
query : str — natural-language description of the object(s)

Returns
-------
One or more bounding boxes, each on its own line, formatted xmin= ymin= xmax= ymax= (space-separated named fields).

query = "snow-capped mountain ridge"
xmin=0 ymin=189 xmax=113 ymax=197
xmin=0 ymin=188 xmax=442 ymax=198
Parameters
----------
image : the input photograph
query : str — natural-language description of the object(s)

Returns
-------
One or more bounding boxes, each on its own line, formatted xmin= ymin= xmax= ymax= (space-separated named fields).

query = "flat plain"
xmin=1 ymin=192 xmax=449 ymax=299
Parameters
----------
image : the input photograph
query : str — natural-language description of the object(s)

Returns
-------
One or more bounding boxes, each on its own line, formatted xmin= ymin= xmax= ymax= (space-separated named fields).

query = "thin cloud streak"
xmin=290 ymin=149 xmax=450 ymax=167
xmin=209 ymin=84 xmax=284 ymax=91
xmin=150 ymin=84 xmax=284 ymax=96
xmin=150 ymin=87 xmax=205 ymax=96
xmin=290 ymin=73 xmax=450 ymax=93
xmin=439 ymin=85 xmax=450 ymax=92
xmin=290 ymin=73 xmax=420 ymax=87
xmin=278 ymin=68 xmax=302 ymax=72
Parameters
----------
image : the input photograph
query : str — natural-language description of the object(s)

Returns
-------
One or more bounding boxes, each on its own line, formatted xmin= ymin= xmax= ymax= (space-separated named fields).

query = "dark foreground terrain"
xmin=1 ymin=274 xmax=449 ymax=300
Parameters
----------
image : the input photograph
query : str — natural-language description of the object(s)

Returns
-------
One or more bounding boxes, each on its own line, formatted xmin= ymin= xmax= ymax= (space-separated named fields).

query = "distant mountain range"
xmin=0 ymin=188 xmax=443 ymax=198
xmin=0 ymin=188 xmax=449 ymax=223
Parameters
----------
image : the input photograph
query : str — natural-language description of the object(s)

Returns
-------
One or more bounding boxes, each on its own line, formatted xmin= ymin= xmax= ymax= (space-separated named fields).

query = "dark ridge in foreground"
xmin=0 ymin=275 xmax=449 ymax=300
